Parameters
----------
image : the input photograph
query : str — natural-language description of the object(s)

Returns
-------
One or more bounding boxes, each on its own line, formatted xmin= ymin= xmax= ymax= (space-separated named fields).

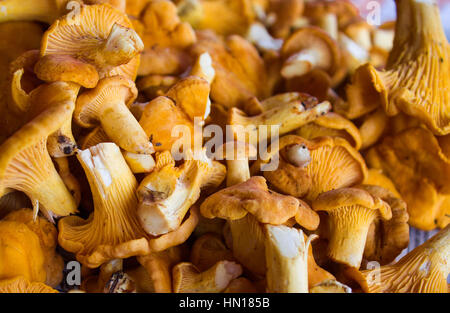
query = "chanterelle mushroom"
xmin=312 ymin=187 xmax=392 ymax=268
xmin=0 ymin=276 xmax=58 ymax=293
xmin=0 ymin=0 xmax=70 ymax=24
xmin=346 ymin=0 xmax=450 ymax=135
xmin=137 ymin=150 xmax=225 ymax=236
xmin=0 ymin=83 xmax=77 ymax=220
xmin=348 ymin=225 xmax=450 ymax=293
xmin=366 ymin=127 xmax=450 ymax=230
xmin=58 ymin=143 xmax=151 ymax=268
xmin=74 ymin=75 xmax=154 ymax=155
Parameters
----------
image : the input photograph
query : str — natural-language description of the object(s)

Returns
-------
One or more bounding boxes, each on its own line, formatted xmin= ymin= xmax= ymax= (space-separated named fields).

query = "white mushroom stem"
xmin=281 ymin=49 xmax=320 ymax=79
xmin=372 ymin=28 xmax=395 ymax=51
xmin=101 ymin=23 xmax=144 ymax=68
xmin=247 ymin=23 xmax=283 ymax=52
xmin=319 ymin=13 xmax=338 ymax=40
xmin=285 ymin=144 xmax=311 ymax=168
xmin=265 ymin=225 xmax=315 ymax=293
xmin=226 ymin=160 xmax=251 ymax=187
xmin=99 ymin=99 xmax=153 ymax=154
xmin=338 ymin=33 xmax=369 ymax=71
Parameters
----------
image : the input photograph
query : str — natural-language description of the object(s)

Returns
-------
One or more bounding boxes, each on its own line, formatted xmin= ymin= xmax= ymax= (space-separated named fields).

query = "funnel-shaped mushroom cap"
xmin=172 ymin=261 xmax=243 ymax=293
xmin=281 ymin=26 xmax=340 ymax=79
xmin=200 ymin=176 xmax=299 ymax=225
xmin=366 ymin=127 xmax=450 ymax=230
xmin=191 ymin=30 xmax=268 ymax=108
xmin=137 ymin=0 xmax=196 ymax=76
xmin=0 ymin=0 xmax=69 ymax=24
xmin=296 ymin=112 xmax=362 ymax=150
xmin=0 ymin=276 xmax=58 ymax=293
xmin=348 ymin=225 xmax=450 ymax=293
xmin=252 ymin=135 xmax=368 ymax=201
xmin=41 ymin=3 xmax=143 ymax=80
xmin=139 ymin=96 xmax=193 ymax=152
xmin=0 ymin=85 xmax=77 ymax=220
xmin=75 ymin=76 xmax=154 ymax=154
xmin=190 ymin=233 xmax=235 ymax=272
xmin=264 ymin=225 xmax=312 ymax=293
xmin=3 ymin=209 xmax=64 ymax=287
xmin=58 ymin=143 xmax=150 ymax=268
xmin=358 ymin=185 xmax=409 ymax=265
xmin=346 ymin=0 xmax=450 ymax=135
xmin=177 ymin=0 xmax=254 ymax=36
xmin=137 ymin=150 xmax=225 ymax=236
xmin=313 ymin=187 xmax=392 ymax=268
xmin=0 ymin=220 xmax=46 ymax=283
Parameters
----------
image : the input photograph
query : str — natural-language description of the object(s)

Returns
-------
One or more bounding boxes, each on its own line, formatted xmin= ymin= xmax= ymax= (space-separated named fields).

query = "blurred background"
xmin=350 ymin=0 xmax=450 ymax=39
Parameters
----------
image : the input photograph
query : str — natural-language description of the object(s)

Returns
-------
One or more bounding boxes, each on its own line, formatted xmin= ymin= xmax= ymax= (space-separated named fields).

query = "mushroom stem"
xmin=319 ymin=13 xmax=338 ymax=40
xmin=281 ymin=49 xmax=321 ymax=79
xmin=99 ymin=99 xmax=152 ymax=155
xmin=0 ymin=0 xmax=66 ymax=24
xmin=264 ymin=225 xmax=311 ymax=293
xmin=327 ymin=206 xmax=379 ymax=268
xmin=230 ymin=100 xmax=331 ymax=145
xmin=226 ymin=160 xmax=251 ymax=186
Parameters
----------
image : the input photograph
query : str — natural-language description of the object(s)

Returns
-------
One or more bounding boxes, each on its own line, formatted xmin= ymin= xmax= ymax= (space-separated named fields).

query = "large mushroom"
xmin=346 ymin=0 xmax=450 ymax=135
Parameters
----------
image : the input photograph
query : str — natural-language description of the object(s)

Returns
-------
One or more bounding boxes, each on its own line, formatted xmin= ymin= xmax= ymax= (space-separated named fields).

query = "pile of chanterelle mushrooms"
xmin=0 ymin=0 xmax=448 ymax=294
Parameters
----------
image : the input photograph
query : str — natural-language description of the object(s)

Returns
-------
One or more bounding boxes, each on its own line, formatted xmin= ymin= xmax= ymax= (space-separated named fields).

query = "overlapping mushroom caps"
xmin=0 ymin=82 xmax=77 ymax=220
xmin=345 ymin=0 xmax=450 ymax=135
xmin=348 ymin=225 xmax=450 ymax=293
xmin=191 ymin=30 xmax=268 ymax=109
xmin=366 ymin=127 xmax=450 ymax=230
xmin=137 ymin=0 xmax=196 ymax=76
xmin=251 ymin=135 xmax=367 ymax=201
xmin=312 ymin=187 xmax=392 ymax=268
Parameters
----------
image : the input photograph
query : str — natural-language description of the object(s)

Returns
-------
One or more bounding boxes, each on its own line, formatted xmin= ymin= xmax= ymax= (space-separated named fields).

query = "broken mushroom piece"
xmin=58 ymin=143 xmax=151 ymax=268
xmin=0 ymin=276 xmax=58 ymax=293
xmin=348 ymin=225 xmax=450 ymax=293
xmin=346 ymin=0 xmax=450 ymax=135
xmin=0 ymin=87 xmax=77 ymax=220
xmin=74 ymin=76 xmax=154 ymax=155
xmin=358 ymin=185 xmax=409 ymax=265
xmin=251 ymin=135 xmax=368 ymax=201
xmin=366 ymin=127 xmax=450 ymax=230
xmin=172 ymin=261 xmax=243 ymax=293
xmin=40 ymin=3 xmax=144 ymax=80
xmin=138 ymin=0 xmax=196 ymax=76
xmin=281 ymin=27 xmax=339 ymax=80
xmin=264 ymin=225 xmax=314 ymax=293
xmin=312 ymin=187 xmax=392 ymax=268
xmin=137 ymin=150 xmax=226 ymax=236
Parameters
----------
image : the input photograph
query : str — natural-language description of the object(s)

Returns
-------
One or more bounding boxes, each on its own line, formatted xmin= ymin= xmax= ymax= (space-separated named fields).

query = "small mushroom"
xmin=137 ymin=150 xmax=226 ymax=236
xmin=172 ymin=261 xmax=243 ymax=293
xmin=312 ymin=187 xmax=392 ymax=268
xmin=74 ymin=76 xmax=154 ymax=155
xmin=347 ymin=225 xmax=450 ymax=293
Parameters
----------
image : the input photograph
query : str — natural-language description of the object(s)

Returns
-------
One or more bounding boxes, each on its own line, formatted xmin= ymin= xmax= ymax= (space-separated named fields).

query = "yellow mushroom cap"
xmin=0 ymin=276 xmax=58 ymax=293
